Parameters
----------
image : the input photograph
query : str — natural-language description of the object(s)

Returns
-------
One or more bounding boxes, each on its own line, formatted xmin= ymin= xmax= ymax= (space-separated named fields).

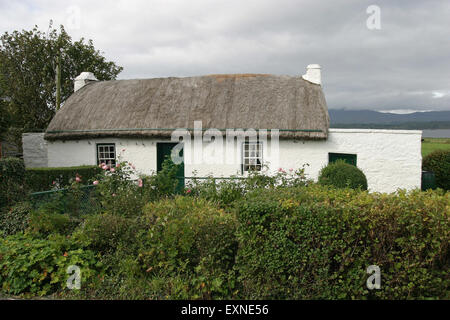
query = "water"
xmin=422 ymin=129 xmax=450 ymax=138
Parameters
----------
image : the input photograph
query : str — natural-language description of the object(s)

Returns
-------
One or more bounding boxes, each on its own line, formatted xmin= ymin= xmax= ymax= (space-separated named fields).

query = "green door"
xmin=329 ymin=153 xmax=357 ymax=166
xmin=156 ymin=142 xmax=185 ymax=192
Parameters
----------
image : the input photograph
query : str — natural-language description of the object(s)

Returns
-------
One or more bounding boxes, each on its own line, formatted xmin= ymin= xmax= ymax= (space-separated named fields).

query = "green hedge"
xmin=137 ymin=197 xmax=238 ymax=299
xmin=0 ymin=157 xmax=26 ymax=208
xmin=25 ymin=165 xmax=102 ymax=192
xmin=423 ymin=150 xmax=450 ymax=190
xmin=236 ymin=185 xmax=449 ymax=299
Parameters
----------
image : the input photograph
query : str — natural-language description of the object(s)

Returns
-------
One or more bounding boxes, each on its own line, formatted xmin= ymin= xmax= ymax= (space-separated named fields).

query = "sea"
xmin=422 ymin=129 xmax=450 ymax=138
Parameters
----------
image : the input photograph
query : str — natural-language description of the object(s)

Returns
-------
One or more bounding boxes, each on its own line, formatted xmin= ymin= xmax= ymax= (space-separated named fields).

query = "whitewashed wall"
xmin=46 ymin=129 xmax=422 ymax=193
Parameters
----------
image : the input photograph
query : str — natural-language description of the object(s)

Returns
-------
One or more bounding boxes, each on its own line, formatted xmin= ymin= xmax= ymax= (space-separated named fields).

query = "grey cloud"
xmin=1 ymin=0 xmax=449 ymax=111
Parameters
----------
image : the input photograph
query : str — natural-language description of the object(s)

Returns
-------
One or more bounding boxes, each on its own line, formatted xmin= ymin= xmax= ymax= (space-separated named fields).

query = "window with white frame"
xmin=242 ymin=141 xmax=263 ymax=172
xmin=97 ymin=144 xmax=116 ymax=166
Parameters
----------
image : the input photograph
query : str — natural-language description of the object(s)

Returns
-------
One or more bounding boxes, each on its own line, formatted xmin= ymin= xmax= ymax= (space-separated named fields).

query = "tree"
xmin=0 ymin=96 xmax=10 ymax=139
xmin=0 ymin=22 xmax=123 ymax=148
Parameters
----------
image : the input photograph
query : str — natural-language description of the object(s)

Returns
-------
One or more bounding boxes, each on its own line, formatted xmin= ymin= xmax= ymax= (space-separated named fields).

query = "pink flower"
xmin=186 ymin=189 xmax=192 ymax=194
xmin=102 ymin=165 xmax=109 ymax=170
xmin=93 ymin=180 xmax=99 ymax=185
xmin=52 ymin=181 xmax=56 ymax=185
xmin=112 ymin=193 xmax=116 ymax=197
xmin=289 ymin=168 xmax=293 ymax=172
xmin=110 ymin=168 xmax=115 ymax=173
xmin=116 ymin=163 xmax=120 ymax=168
xmin=75 ymin=176 xmax=81 ymax=183
xmin=138 ymin=179 xmax=143 ymax=188
xmin=278 ymin=168 xmax=283 ymax=172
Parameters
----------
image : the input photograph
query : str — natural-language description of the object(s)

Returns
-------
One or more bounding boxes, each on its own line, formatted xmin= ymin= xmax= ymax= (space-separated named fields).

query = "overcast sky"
xmin=1 ymin=0 xmax=449 ymax=112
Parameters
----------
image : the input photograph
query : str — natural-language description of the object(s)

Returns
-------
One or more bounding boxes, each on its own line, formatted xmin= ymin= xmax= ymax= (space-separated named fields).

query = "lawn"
xmin=422 ymin=138 xmax=450 ymax=157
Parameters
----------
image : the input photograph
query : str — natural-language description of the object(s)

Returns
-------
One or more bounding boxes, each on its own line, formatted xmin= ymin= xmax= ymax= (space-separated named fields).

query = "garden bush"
xmin=0 ymin=157 xmax=26 ymax=208
xmin=0 ymin=233 xmax=103 ymax=296
xmin=318 ymin=160 xmax=368 ymax=190
xmin=185 ymin=166 xmax=310 ymax=207
xmin=422 ymin=149 xmax=450 ymax=190
xmin=73 ymin=213 xmax=144 ymax=255
xmin=27 ymin=209 xmax=80 ymax=237
xmin=26 ymin=165 xmax=102 ymax=192
xmin=235 ymin=185 xmax=449 ymax=299
xmin=140 ymin=197 xmax=237 ymax=274
xmin=137 ymin=197 xmax=238 ymax=299
xmin=0 ymin=202 xmax=31 ymax=235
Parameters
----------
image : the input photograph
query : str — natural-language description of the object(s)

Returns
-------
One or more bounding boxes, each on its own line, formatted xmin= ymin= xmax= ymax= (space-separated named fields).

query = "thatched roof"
xmin=45 ymin=74 xmax=329 ymax=140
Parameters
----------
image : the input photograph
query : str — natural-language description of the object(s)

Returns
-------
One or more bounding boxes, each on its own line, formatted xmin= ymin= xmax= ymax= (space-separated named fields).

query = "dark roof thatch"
xmin=45 ymin=74 xmax=329 ymax=140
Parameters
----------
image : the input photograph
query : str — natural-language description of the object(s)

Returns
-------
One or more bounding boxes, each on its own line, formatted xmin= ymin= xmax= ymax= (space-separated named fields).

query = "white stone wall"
xmin=46 ymin=129 xmax=422 ymax=193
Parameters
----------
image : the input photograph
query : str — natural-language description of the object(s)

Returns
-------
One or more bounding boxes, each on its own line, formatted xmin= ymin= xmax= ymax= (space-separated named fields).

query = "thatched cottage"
xmin=24 ymin=65 xmax=422 ymax=192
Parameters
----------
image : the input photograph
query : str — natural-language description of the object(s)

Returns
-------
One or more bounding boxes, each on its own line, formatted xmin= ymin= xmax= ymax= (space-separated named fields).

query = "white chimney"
xmin=302 ymin=64 xmax=321 ymax=85
xmin=74 ymin=72 xmax=98 ymax=92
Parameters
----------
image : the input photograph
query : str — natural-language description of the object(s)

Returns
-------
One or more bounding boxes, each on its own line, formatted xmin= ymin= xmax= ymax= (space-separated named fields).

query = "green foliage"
xmin=137 ymin=197 xmax=238 ymax=299
xmin=235 ymin=185 xmax=449 ymax=299
xmin=94 ymin=161 xmax=146 ymax=216
xmin=0 ymin=157 xmax=26 ymax=208
xmin=0 ymin=22 xmax=123 ymax=144
xmin=26 ymin=165 xmax=101 ymax=192
xmin=0 ymin=201 xmax=31 ymax=235
xmin=0 ymin=98 xmax=10 ymax=139
xmin=0 ymin=233 xmax=103 ymax=296
xmin=142 ymin=158 xmax=183 ymax=199
xmin=422 ymin=149 xmax=450 ymax=190
xmin=186 ymin=166 xmax=310 ymax=207
xmin=73 ymin=213 xmax=144 ymax=255
xmin=318 ymin=160 xmax=368 ymax=190
xmin=93 ymin=158 xmax=182 ymax=216
xmin=28 ymin=210 xmax=79 ymax=237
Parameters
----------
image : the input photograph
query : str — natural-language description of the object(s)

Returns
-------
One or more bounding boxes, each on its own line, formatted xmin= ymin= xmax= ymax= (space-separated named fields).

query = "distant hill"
xmin=329 ymin=110 xmax=450 ymax=129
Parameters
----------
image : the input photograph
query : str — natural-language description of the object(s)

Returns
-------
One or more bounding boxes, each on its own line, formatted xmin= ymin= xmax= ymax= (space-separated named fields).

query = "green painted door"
xmin=329 ymin=153 xmax=357 ymax=166
xmin=156 ymin=142 xmax=185 ymax=192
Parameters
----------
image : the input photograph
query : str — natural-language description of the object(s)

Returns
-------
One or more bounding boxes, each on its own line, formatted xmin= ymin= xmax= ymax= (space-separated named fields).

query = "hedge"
xmin=236 ymin=185 xmax=449 ymax=299
xmin=422 ymin=150 xmax=450 ymax=190
xmin=0 ymin=157 xmax=26 ymax=208
xmin=25 ymin=165 xmax=102 ymax=192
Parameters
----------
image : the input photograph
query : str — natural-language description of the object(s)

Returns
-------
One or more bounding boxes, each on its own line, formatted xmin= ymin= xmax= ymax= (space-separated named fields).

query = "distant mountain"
xmin=329 ymin=110 xmax=450 ymax=129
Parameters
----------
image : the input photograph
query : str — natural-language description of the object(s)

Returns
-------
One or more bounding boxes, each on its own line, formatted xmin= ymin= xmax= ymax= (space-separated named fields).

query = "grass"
xmin=422 ymin=138 xmax=450 ymax=157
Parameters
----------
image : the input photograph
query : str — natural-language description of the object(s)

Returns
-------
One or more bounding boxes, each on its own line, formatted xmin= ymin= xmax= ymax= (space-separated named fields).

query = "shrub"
xmin=185 ymin=166 xmax=310 ymax=207
xmin=0 ymin=157 xmax=26 ymax=208
xmin=318 ymin=160 xmax=368 ymax=190
xmin=423 ymin=149 xmax=450 ymax=190
xmin=0 ymin=233 xmax=103 ymax=296
xmin=235 ymin=185 xmax=449 ymax=299
xmin=138 ymin=197 xmax=238 ymax=299
xmin=28 ymin=209 xmax=80 ymax=237
xmin=142 ymin=158 xmax=183 ymax=199
xmin=73 ymin=213 xmax=144 ymax=255
xmin=25 ymin=165 xmax=102 ymax=192
xmin=0 ymin=202 xmax=31 ymax=235
xmin=186 ymin=177 xmax=245 ymax=207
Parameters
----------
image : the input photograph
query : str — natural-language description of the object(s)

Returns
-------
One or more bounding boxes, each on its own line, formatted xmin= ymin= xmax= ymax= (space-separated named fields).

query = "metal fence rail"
xmin=27 ymin=175 xmax=278 ymax=213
